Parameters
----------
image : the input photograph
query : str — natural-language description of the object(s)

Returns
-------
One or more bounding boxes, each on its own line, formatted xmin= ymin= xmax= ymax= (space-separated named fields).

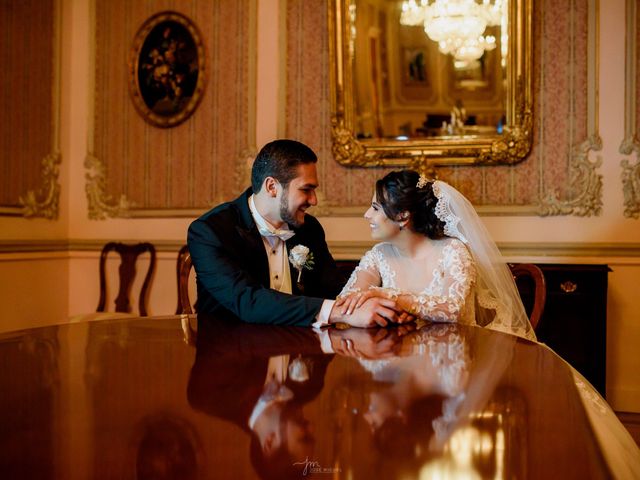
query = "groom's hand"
xmin=329 ymin=328 xmax=401 ymax=359
xmin=336 ymin=292 xmax=417 ymax=325
xmin=329 ymin=297 xmax=400 ymax=328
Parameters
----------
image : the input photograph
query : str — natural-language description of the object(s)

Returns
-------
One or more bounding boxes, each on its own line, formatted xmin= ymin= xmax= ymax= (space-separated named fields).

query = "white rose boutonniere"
xmin=289 ymin=245 xmax=315 ymax=282
xmin=288 ymin=356 xmax=310 ymax=383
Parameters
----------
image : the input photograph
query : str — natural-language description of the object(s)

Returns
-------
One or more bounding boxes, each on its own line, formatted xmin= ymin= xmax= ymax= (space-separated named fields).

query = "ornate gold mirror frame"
xmin=329 ymin=0 xmax=533 ymax=175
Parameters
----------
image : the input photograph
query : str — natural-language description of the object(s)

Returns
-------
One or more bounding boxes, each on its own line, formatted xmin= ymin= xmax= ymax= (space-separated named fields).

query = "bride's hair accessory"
xmin=432 ymin=181 xmax=468 ymax=244
xmin=416 ymin=174 xmax=429 ymax=189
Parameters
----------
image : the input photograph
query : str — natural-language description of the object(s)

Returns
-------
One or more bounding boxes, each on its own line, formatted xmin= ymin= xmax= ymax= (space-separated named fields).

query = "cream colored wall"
xmin=0 ymin=0 xmax=637 ymax=411
xmin=0 ymin=253 xmax=69 ymax=332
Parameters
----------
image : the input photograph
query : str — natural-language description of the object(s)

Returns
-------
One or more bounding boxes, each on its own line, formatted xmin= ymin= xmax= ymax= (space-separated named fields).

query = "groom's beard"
xmin=280 ymin=192 xmax=304 ymax=228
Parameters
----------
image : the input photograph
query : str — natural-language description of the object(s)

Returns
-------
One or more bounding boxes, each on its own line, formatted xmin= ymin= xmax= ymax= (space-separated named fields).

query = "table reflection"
xmin=0 ymin=314 xmax=632 ymax=479
xmin=189 ymin=321 xmax=331 ymax=479
xmin=188 ymin=319 xmax=527 ymax=479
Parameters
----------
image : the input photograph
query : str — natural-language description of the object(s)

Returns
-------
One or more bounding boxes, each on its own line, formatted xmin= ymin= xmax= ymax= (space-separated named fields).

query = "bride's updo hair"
xmin=375 ymin=170 xmax=446 ymax=239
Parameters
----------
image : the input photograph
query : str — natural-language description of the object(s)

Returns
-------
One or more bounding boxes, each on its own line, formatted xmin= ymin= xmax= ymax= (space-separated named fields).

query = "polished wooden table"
xmin=0 ymin=314 xmax=638 ymax=479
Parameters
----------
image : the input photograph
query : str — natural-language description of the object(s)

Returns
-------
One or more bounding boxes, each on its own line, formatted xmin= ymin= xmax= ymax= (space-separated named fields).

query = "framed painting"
xmin=128 ymin=11 xmax=206 ymax=128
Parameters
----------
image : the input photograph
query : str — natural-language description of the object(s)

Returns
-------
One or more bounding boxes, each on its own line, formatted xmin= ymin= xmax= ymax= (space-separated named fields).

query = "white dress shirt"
xmin=248 ymin=195 xmax=334 ymax=328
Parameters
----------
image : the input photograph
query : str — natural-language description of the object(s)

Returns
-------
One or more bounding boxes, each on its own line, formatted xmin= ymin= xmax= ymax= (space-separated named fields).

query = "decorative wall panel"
xmin=0 ymin=0 xmax=60 ymax=219
xmin=285 ymin=0 xmax=601 ymax=216
xmin=620 ymin=0 xmax=640 ymax=219
xmin=88 ymin=0 xmax=256 ymax=218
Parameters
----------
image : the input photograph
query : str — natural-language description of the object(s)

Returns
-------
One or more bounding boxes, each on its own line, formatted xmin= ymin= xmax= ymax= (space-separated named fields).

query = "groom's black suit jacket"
xmin=188 ymin=318 xmax=332 ymax=433
xmin=187 ymin=189 xmax=345 ymax=326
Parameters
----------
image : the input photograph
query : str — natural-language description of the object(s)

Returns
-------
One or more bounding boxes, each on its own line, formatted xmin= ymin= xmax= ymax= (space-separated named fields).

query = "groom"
xmin=187 ymin=139 xmax=400 ymax=327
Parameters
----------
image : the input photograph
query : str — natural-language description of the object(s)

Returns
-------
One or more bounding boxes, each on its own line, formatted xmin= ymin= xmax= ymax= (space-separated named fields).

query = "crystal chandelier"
xmin=400 ymin=0 xmax=504 ymax=62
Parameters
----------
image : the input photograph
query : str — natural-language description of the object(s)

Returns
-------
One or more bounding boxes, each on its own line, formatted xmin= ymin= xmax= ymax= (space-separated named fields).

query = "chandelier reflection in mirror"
xmin=400 ymin=0 xmax=507 ymax=64
xmin=400 ymin=0 xmax=506 ymax=63
xmin=328 ymin=0 xmax=533 ymax=172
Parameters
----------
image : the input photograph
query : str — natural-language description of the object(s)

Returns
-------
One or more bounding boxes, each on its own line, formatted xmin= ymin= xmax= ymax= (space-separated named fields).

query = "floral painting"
xmin=129 ymin=11 xmax=206 ymax=128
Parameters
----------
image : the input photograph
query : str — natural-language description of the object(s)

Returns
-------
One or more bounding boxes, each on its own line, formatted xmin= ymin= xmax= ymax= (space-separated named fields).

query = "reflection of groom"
xmin=188 ymin=318 xmax=332 ymax=479
xmin=187 ymin=139 xmax=400 ymax=327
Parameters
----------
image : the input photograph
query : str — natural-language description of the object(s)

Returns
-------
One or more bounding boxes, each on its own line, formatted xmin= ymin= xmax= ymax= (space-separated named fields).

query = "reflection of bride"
xmin=337 ymin=170 xmax=536 ymax=341
xmin=358 ymin=323 xmax=517 ymax=470
xmin=359 ymin=325 xmax=471 ymax=446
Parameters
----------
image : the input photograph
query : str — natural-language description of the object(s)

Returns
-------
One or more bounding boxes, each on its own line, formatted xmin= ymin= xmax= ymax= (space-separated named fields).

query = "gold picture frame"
xmin=128 ymin=11 xmax=206 ymax=128
xmin=328 ymin=0 xmax=533 ymax=175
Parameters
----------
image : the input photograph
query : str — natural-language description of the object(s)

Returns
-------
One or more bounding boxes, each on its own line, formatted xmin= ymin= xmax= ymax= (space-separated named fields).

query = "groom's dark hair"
xmin=251 ymin=139 xmax=318 ymax=193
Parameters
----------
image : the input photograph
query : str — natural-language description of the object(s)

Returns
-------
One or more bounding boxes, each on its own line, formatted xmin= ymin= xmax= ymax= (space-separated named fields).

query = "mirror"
xmin=329 ymin=0 xmax=533 ymax=174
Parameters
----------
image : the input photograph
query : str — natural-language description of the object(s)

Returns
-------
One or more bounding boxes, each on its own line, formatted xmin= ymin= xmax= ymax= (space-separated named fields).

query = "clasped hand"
xmin=329 ymin=325 xmax=415 ymax=359
xmin=333 ymin=290 xmax=415 ymax=328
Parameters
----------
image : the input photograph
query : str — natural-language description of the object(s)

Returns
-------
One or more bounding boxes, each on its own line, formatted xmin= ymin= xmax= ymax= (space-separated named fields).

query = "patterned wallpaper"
xmin=620 ymin=0 xmax=640 ymax=218
xmin=285 ymin=0 xmax=601 ymax=215
xmin=89 ymin=0 xmax=256 ymax=218
xmin=89 ymin=0 xmax=601 ymax=218
xmin=0 ymin=0 xmax=59 ymax=218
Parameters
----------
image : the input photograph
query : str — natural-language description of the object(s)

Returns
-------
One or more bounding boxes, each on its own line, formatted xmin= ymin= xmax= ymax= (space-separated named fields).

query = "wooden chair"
xmin=176 ymin=245 xmax=194 ymax=314
xmin=97 ymin=242 xmax=156 ymax=316
xmin=509 ymin=263 xmax=546 ymax=330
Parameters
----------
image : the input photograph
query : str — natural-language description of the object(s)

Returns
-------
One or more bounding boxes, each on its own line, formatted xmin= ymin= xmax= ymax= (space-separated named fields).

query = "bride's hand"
xmin=336 ymin=291 xmax=417 ymax=323
xmin=352 ymin=290 xmax=386 ymax=311
xmin=335 ymin=292 xmax=364 ymax=315
xmin=336 ymin=290 xmax=384 ymax=315
xmin=354 ymin=292 xmax=417 ymax=324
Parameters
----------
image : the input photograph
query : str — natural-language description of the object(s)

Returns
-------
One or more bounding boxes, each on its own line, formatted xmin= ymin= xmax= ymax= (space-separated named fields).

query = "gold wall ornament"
xmin=19 ymin=153 xmax=62 ymax=219
xmin=328 ymin=0 xmax=533 ymax=169
xmin=330 ymin=118 xmax=367 ymax=166
xmin=84 ymin=154 xmax=132 ymax=219
xmin=540 ymin=136 xmax=603 ymax=217
xmin=621 ymin=157 xmax=640 ymax=218
xmin=477 ymin=106 xmax=533 ymax=165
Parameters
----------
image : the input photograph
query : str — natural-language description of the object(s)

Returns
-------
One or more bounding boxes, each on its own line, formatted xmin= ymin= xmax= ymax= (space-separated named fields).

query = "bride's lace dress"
xmin=340 ymin=238 xmax=476 ymax=325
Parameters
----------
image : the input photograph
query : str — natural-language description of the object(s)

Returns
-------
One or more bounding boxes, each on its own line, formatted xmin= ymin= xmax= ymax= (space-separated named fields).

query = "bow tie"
xmin=256 ymin=224 xmax=295 ymax=242
xmin=262 ymin=382 xmax=294 ymax=403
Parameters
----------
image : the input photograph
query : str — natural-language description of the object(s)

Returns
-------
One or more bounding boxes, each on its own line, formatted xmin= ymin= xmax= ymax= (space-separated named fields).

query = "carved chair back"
xmin=176 ymin=245 xmax=194 ymax=314
xmin=97 ymin=242 xmax=156 ymax=316
xmin=509 ymin=263 xmax=547 ymax=330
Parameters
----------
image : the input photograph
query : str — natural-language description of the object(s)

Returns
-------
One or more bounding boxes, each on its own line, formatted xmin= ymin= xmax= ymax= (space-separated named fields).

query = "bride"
xmin=336 ymin=170 xmax=536 ymax=341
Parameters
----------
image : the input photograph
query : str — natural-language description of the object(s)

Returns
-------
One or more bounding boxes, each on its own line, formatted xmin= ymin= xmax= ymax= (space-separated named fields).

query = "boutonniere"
xmin=289 ymin=245 xmax=315 ymax=282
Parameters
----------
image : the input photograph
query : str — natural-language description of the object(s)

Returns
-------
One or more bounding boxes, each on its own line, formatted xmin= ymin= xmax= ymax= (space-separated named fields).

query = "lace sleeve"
xmin=375 ymin=241 xmax=475 ymax=322
xmin=338 ymin=248 xmax=382 ymax=297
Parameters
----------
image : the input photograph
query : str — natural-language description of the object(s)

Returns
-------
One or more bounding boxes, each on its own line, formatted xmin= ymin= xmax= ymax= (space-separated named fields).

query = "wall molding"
xmin=2 ymin=239 xmax=639 ymax=260
xmin=23 ymin=0 xmax=63 ymax=219
xmin=540 ymin=0 xmax=603 ymax=217
xmin=1 ymin=0 xmax=62 ymax=219
xmin=620 ymin=0 xmax=640 ymax=219
xmin=86 ymin=0 xmax=258 ymax=219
